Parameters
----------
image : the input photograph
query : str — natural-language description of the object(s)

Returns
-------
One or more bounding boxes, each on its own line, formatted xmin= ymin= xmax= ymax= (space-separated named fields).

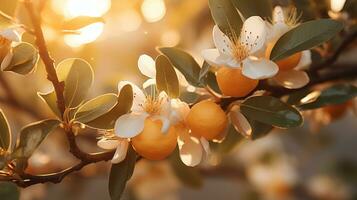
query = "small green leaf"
xmin=211 ymin=125 xmax=243 ymax=153
xmin=62 ymin=16 xmax=104 ymax=30
xmin=240 ymin=96 xmax=303 ymax=128
xmin=0 ymin=110 xmax=11 ymax=151
xmin=14 ymin=119 xmax=60 ymax=158
xmin=86 ymin=84 xmax=133 ymax=129
xmin=205 ymin=72 xmax=222 ymax=94
xmin=270 ymin=19 xmax=344 ymax=61
xmin=169 ymin=148 xmax=203 ymax=188
xmin=109 ymin=146 xmax=137 ymax=200
xmin=57 ymin=58 xmax=94 ymax=108
xmin=231 ymin=0 xmax=273 ymax=19
xmin=3 ymin=42 xmax=39 ymax=75
xmin=0 ymin=182 xmax=19 ymax=200
xmin=208 ymin=0 xmax=243 ymax=36
xmin=179 ymin=92 xmax=199 ymax=104
xmin=155 ymin=55 xmax=180 ymax=98
xmin=158 ymin=47 xmax=202 ymax=87
xmin=37 ymin=91 xmax=61 ymax=118
xmin=199 ymin=61 xmax=211 ymax=82
xmin=299 ymin=84 xmax=357 ymax=110
xmin=75 ymin=94 xmax=118 ymax=124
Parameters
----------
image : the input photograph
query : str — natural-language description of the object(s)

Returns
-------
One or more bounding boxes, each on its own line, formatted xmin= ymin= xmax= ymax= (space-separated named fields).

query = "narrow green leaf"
xmin=75 ymin=93 xmax=118 ymax=123
xmin=57 ymin=58 xmax=94 ymax=108
xmin=0 ymin=182 xmax=19 ymax=200
xmin=86 ymin=84 xmax=133 ymax=130
xmin=270 ymin=19 xmax=344 ymax=61
xmin=109 ymin=146 xmax=137 ymax=200
xmin=199 ymin=61 xmax=211 ymax=82
xmin=155 ymin=55 xmax=180 ymax=98
xmin=299 ymin=84 xmax=357 ymax=110
xmin=208 ymin=0 xmax=243 ymax=36
xmin=158 ymin=47 xmax=202 ymax=87
xmin=240 ymin=96 xmax=303 ymax=128
xmin=169 ymin=148 xmax=203 ymax=188
xmin=37 ymin=91 xmax=61 ymax=118
xmin=248 ymin=118 xmax=274 ymax=140
xmin=231 ymin=0 xmax=273 ymax=19
xmin=62 ymin=16 xmax=104 ymax=30
xmin=14 ymin=119 xmax=60 ymax=158
xmin=3 ymin=42 xmax=39 ymax=75
xmin=0 ymin=110 xmax=11 ymax=151
xmin=205 ymin=72 xmax=222 ymax=94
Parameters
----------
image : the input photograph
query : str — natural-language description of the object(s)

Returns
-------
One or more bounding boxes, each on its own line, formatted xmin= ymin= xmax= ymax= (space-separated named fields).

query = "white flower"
xmin=0 ymin=27 xmax=22 ymax=71
xmin=267 ymin=6 xmax=311 ymax=89
xmin=97 ymin=136 xmax=129 ymax=164
xmin=138 ymin=54 xmax=190 ymax=89
xmin=201 ymin=16 xmax=279 ymax=80
xmin=177 ymin=125 xmax=210 ymax=167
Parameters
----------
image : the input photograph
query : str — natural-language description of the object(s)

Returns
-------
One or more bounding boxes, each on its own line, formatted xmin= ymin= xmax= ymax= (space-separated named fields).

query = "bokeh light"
xmin=116 ymin=9 xmax=142 ymax=32
xmin=330 ymin=0 xmax=347 ymax=12
xmin=141 ymin=0 xmax=166 ymax=23
xmin=64 ymin=22 xmax=104 ymax=47
xmin=51 ymin=0 xmax=111 ymax=18
xmin=160 ymin=30 xmax=180 ymax=46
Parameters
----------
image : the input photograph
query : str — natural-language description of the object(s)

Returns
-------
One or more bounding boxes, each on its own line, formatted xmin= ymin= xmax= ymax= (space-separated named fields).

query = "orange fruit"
xmin=131 ymin=118 xmax=177 ymax=160
xmin=216 ymin=67 xmax=259 ymax=97
xmin=266 ymin=43 xmax=301 ymax=71
xmin=186 ymin=100 xmax=228 ymax=140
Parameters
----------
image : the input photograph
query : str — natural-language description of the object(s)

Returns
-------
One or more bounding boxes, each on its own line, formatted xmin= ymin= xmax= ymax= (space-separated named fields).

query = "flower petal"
xmin=114 ymin=113 xmax=147 ymax=138
xmin=242 ymin=58 xmax=279 ymax=79
xmin=274 ymin=70 xmax=310 ymax=89
xmin=0 ymin=28 xmax=21 ymax=42
xmin=240 ymin=16 xmax=267 ymax=54
xmin=118 ymin=81 xmax=145 ymax=113
xmin=170 ymin=99 xmax=190 ymax=124
xmin=1 ymin=52 xmax=13 ymax=71
xmin=97 ymin=138 xmax=120 ymax=150
xmin=138 ymin=54 xmax=156 ymax=78
xmin=295 ymin=50 xmax=312 ymax=69
xmin=213 ymin=25 xmax=233 ymax=56
xmin=229 ymin=106 xmax=252 ymax=138
xmin=111 ymin=139 xmax=129 ymax=164
xmin=201 ymin=49 xmax=231 ymax=67
xmin=200 ymin=137 xmax=211 ymax=156
xmin=273 ymin=6 xmax=285 ymax=24
xmin=143 ymin=78 xmax=156 ymax=89
xmin=179 ymin=136 xmax=203 ymax=167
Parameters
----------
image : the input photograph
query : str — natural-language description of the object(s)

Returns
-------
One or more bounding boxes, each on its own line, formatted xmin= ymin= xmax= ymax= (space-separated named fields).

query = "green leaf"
xmin=13 ymin=119 xmax=60 ymax=158
xmin=270 ymin=19 xmax=344 ymax=61
xmin=57 ymin=58 xmax=94 ymax=108
xmin=248 ymin=118 xmax=274 ymax=140
xmin=299 ymin=84 xmax=357 ymax=110
xmin=0 ymin=110 xmax=11 ymax=151
xmin=212 ymin=125 xmax=243 ymax=153
xmin=62 ymin=16 xmax=104 ymax=30
xmin=231 ymin=0 xmax=272 ymax=19
xmin=208 ymin=0 xmax=243 ymax=36
xmin=158 ymin=47 xmax=202 ymax=87
xmin=199 ymin=61 xmax=211 ymax=82
xmin=205 ymin=72 xmax=222 ymax=94
xmin=75 ymin=93 xmax=118 ymax=124
xmin=155 ymin=55 xmax=180 ymax=98
xmin=86 ymin=84 xmax=133 ymax=130
xmin=3 ymin=42 xmax=39 ymax=75
xmin=109 ymin=146 xmax=137 ymax=200
xmin=169 ymin=148 xmax=203 ymax=188
xmin=37 ymin=91 xmax=61 ymax=118
xmin=179 ymin=92 xmax=199 ymax=104
xmin=240 ymin=96 xmax=303 ymax=128
xmin=0 ymin=182 xmax=19 ymax=200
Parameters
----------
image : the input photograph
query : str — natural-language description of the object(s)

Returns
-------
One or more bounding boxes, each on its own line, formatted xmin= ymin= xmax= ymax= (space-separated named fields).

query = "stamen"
xmin=142 ymin=95 xmax=164 ymax=115
xmin=285 ymin=7 xmax=301 ymax=27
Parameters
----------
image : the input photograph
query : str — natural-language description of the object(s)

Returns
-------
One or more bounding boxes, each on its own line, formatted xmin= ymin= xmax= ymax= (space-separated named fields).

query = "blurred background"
xmin=0 ymin=0 xmax=357 ymax=199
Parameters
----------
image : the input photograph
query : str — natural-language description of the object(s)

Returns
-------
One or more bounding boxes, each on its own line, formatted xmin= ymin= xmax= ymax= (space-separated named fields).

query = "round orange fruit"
xmin=216 ymin=67 xmax=259 ymax=97
xmin=131 ymin=118 xmax=177 ymax=160
xmin=186 ymin=100 xmax=228 ymax=140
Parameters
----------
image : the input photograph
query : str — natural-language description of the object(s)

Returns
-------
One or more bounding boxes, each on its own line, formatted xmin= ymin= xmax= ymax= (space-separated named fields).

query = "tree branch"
xmin=24 ymin=0 xmax=66 ymax=117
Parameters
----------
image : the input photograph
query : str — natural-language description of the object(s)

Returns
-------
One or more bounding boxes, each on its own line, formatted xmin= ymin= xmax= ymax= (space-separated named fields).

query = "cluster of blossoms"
xmin=96 ymin=6 xmax=313 ymax=166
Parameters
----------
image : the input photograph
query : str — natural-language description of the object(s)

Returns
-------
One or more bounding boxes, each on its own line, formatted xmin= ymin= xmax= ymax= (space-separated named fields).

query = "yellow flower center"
xmin=143 ymin=95 xmax=164 ymax=115
xmin=229 ymin=31 xmax=250 ymax=62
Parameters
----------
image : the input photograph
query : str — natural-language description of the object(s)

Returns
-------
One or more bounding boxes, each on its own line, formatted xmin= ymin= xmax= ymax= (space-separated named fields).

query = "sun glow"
xmin=141 ymin=0 xmax=166 ymax=23
xmin=64 ymin=22 xmax=105 ymax=47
